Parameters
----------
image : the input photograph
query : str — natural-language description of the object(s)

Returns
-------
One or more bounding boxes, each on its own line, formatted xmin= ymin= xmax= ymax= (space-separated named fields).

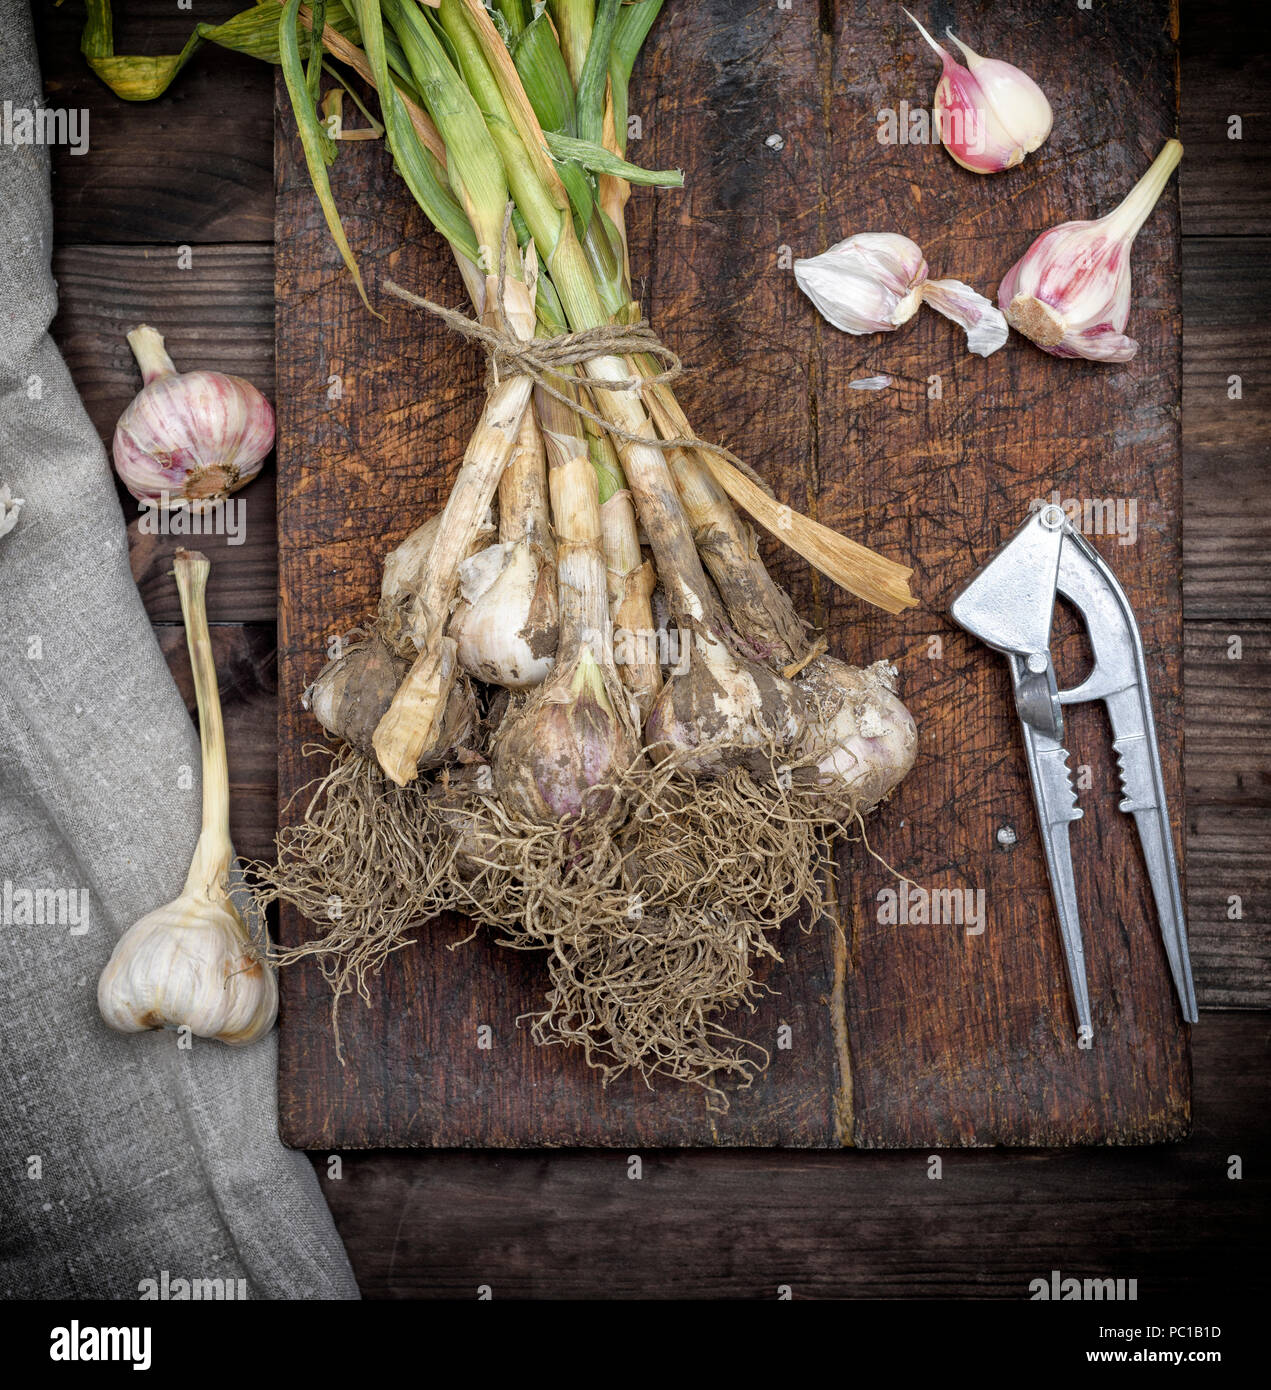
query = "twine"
xmin=380 ymin=275 xmax=775 ymax=499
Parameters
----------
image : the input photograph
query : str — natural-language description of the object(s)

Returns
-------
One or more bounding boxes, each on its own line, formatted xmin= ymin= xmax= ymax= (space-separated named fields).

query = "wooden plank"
xmin=1182 ymin=237 xmax=1271 ymax=619
xmin=1178 ymin=0 xmax=1271 ymax=236
xmin=35 ymin=0 xmax=273 ymax=245
xmin=275 ymin=2 xmax=1190 ymax=1148
xmin=1186 ymin=806 xmax=1271 ymax=1009
xmin=808 ymin=3 xmax=1187 ymax=1145
xmin=314 ymin=1011 xmax=1268 ymax=1299
xmin=1184 ymin=622 xmax=1271 ymax=805
xmin=51 ymin=244 xmax=278 ymax=623
xmin=274 ymin=1 xmax=843 ymax=1149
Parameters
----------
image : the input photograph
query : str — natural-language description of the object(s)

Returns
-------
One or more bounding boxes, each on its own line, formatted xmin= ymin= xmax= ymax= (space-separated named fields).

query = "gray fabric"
xmin=0 ymin=3 xmax=358 ymax=1299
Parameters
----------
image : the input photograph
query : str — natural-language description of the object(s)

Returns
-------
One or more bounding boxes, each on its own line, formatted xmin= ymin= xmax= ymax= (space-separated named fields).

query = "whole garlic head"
xmin=451 ymin=538 xmax=557 ymax=690
xmin=97 ymin=550 xmax=278 ymax=1047
xmin=800 ymin=657 xmax=918 ymax=813
xmin=113 ymin=325 xmax=275 ymax=511
xmin=97 ymin=894 xmax=277 ymax=1046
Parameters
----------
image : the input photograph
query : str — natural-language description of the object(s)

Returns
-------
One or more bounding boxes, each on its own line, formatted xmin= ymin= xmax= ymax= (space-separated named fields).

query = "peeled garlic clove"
xmin=998 ymin=140 xmax=1182 ymax=363
xmin=800 ymin=657 xmax=917 ymax=814
xmin=97 ymin=894 xmax=277 ymax=1046
xmin=905 ymin=11 xmax=1051 ymax=174
xmin=794 ymin=233 xmax=928 ymax=335
xmin=921 ymin=277 xmax=1009 ymax=356
xmin=451 ymin=538 xmax=558 ymax=690
xmin=112 ymin=325 xmax=275 ymax=510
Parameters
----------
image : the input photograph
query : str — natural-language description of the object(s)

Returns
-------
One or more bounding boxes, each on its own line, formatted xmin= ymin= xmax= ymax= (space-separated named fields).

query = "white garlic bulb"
xmin=112 ymin=325 xmax=275 ymax=510
xmin=451 ymin=538 xmax=557 ymax=690
xmin=97 ymin=894 xmax=277 ymax=1046
xmin=97 ymin=550 xmax=277 ymax=1046
xmin=800 ymin=657 xmax=918 ymax=813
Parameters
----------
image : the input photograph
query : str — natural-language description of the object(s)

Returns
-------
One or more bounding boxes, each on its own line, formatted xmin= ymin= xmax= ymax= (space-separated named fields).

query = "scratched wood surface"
xmin=271 ymin=0 xmax=1189 ymax=1147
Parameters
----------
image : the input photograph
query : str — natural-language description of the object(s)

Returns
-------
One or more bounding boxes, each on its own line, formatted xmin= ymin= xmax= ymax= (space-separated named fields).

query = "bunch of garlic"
xmin=794 ymin=232 xmax=1008 ymax=357
xmin=98 ymin=550 xmax=277 ymax=1045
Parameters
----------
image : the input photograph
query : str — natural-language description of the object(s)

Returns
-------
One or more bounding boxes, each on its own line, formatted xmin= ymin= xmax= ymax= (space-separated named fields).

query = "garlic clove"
xmin=998 ymin=140 xmax=1181 ymax=362
xmin=451 ymin=538 xmax=558 ymax=690
xmin=943 ymin=29 xmax=1052 ymax=159
xmin=794 ymin=233 xmax=929 ymax=335
xmin=97 ymin=893 xmax=277 ymax=1046
xmin=920 ymin=277 xmax=1010 ymax=356
xmin=112 ymin=326 xmax=275 ymax=511
xmin=800 ymin=657 xmax=917 ymax=814
xmin=905 ymin=10 xmax=1051 ymax=175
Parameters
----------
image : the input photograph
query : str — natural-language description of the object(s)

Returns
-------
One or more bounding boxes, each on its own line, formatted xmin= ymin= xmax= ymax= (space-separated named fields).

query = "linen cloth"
xmin=0 ymin=1 xmax=358 ymax=1299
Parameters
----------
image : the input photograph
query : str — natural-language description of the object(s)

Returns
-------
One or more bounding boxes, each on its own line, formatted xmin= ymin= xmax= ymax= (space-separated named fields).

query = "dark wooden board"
xmin=275 ymin=1 xmax=1191 ymax=1148
xmin=312 ymin=1012 xmax=1267 ymax=1298
xmin=34 ymin=0 xmax=273 ymax=244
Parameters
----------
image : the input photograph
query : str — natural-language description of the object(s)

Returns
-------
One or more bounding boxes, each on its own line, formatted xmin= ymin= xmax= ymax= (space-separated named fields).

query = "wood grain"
xmin=274 ymin=1 xmax=1191 ymax=1147
xmin=314 ymin=1011 xmax=1267 ymax=1299
xmin=1182 ymin=238 xmax=1271 ymax=618
xmin=35 ymin=0 xmax=273 ymax=244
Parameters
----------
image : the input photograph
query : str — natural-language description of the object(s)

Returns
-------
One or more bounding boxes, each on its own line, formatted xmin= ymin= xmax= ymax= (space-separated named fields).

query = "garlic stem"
xmin=173 ymin=549 xmax=233 ymax=899
xmin=1104 ymin=138 xmax=1183 ymax=242
xmin=372 ymin=268 xmax=538 ymax=785
xmin=125 ymin=324 xmax=178 ymax=386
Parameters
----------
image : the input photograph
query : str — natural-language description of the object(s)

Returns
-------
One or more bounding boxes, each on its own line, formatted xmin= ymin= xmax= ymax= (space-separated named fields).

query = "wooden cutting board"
xmin=275 ymin=0 xmax=1189 ymax=1148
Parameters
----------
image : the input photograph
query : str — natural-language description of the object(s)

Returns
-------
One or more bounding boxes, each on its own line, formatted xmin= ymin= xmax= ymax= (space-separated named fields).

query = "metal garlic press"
xmin=949 ymin=503 xmax=1198 ymax=1042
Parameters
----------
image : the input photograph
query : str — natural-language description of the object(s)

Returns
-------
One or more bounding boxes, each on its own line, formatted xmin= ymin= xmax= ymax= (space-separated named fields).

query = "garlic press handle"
xmin=1053 ymin=523 xmax=1198 ymax=1024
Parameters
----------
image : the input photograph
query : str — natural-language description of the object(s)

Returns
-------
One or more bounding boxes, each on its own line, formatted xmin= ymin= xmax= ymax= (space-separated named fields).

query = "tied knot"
xmin=378 ymin=274 xmax=775 ymax=500
xmin=381 ymin=278 xmax=682 ymax=395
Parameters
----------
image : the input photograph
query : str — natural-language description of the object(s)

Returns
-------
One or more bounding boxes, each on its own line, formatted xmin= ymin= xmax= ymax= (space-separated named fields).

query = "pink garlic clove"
xmin=997 ymin=140 xmax=1182 ymax=363
xmin=904 ymin=10 xmax=1052 ymax=174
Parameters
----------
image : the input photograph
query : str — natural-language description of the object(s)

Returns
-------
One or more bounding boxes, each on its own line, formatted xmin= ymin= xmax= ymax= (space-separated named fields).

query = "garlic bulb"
xmin=644 ymin=629 xmax=808 ymax=777
xmin=494 ymin=645 xmax=641 ymax=822
xmin=112 ymin=325 xmax=275 ymax=510
xmin=800 ymin=657 xmax=917 ymax=814
xmin=905 ymin=11 xmax=1052 ymax=174
xmin=98 ymin=550 xmax=277 ymax=1045
xmin=450 ymin=537 xmax=558 ymax=689
xmin=998 ymin=140 xmax=1182 ymax=362
xmin=795 ymin=233 xmax=1007 ymax=357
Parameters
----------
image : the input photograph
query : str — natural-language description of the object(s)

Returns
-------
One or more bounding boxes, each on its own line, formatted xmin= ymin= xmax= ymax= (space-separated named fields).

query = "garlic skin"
xmin=451 ymin=538 xmax=558 ymax=690
xmin=97 ymin=894 xmax=277 ymax=1046
xmin=113 ymin=325 xmax=275 ymax=510
xmin=905 ymin=11 xmax=1051 ymax=174
xmin=98 ymin=550 xmax=277 ymax=1046
xmin=921 ymin=277 xmax=1010 ymax=357
xmin=998 ymin=140 xmax=1183 ymax=362
xmin=794 ymin=233 xmax=928 ymax=335
xmin=493 ymin=646 xmax=640 ymax=822
xmin=644 ymin=630 xmax=808 ymax=777
xmin=796 ymin=233 xmax=1008 ymax=357
xmin=800 ymin=657 xmax=917 ymax=814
